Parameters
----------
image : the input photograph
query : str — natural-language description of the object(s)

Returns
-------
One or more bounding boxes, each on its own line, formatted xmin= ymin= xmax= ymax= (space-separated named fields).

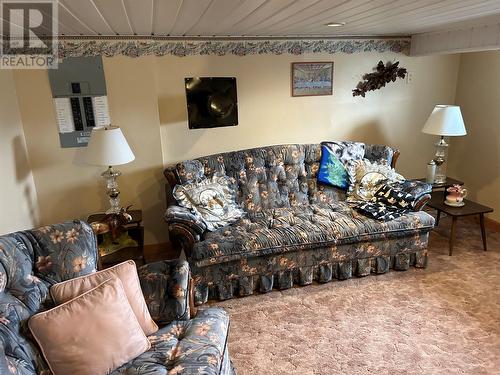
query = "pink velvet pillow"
xmin=50 ymin=260 xmax=158 ymax=335
xmin=29 ymin=277 xmax=150 ymax=375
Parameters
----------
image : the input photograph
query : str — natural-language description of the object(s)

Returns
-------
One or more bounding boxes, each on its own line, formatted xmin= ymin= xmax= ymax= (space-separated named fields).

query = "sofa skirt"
xmin=191 ymin=230 xmax=430 ymax=305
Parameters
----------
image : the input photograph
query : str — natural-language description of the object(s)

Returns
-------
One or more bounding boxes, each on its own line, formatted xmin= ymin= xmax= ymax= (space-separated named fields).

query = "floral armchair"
xmin=0 ymin=220 xmax=235 ymax=375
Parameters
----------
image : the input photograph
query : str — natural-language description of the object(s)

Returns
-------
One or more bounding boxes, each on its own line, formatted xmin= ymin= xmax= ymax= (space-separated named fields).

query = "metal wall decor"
xmin=353 ymin=60 xmax=407 ymax=97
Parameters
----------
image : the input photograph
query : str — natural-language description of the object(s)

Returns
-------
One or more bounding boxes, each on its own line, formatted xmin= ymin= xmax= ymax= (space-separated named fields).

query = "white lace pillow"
xmin=173 ymin=175 xmax=245 ymax=231
xmin=347 ymin=159 xmax=404 ymax=203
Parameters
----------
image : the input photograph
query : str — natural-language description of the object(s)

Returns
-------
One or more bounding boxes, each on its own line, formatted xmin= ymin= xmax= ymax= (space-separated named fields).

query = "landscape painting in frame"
xmin=291 ymin=62 xmax=334 ymax=97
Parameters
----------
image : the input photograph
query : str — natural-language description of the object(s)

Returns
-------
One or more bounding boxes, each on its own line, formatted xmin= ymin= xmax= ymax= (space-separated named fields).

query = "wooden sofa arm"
xmin=413 ymin=194 xmax=431 ymax=212
xmin=391 ymin=149 xmax=400 ymax=169
xmin=188 ymin=277 xmax=197 ymax=318
xmin=169 ymin=223 xmax=200 ymax=259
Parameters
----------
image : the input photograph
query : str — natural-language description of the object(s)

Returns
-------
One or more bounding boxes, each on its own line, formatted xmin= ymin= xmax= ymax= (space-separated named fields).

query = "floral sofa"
xmin=0 ymin=220 xmax=234 ymax=375
xmin=164 ymin=143 xmax=434 ymax=305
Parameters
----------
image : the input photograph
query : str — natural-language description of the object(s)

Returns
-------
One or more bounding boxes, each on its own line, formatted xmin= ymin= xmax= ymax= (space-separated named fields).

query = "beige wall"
xmin=158 ymin=53 xmax=460 ymax=180
xmin=448 ymin=51 xmax=500 ymax=222
xmin=13 ymin=52 xmax=460 ymax=244
xmin=13 ymin=57 xmax=166 ymax=244
xmin=0 ymin=70 xmax=39 ymax=234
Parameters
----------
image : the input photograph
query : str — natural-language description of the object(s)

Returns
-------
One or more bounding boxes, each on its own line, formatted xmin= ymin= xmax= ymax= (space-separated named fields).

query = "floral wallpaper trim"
xmin=57 ymin=38 xmax=410 ymax=58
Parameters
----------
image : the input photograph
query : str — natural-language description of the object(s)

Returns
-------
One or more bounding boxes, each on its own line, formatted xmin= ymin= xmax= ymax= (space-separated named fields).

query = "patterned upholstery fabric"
xmin=0 ymin=222 xmax=235 ymax=375
xmin=364 ymin=144 xmax=394 ymax=166
xmin=172 ymin=144 xmax=344 ymax=214
xmin=111 ymin=308 xmax=232 ymax=375
xmin=176 ymin=159 xmax=206 ymax=184
xmin=165 ymin=205 xmax=207 ymax=234
xmin=169 ymin=144 xmax=401 ymax=216
xmin=0 ymin=220 xmax=97 ymax=375
xmin=138 ymin=260 xmax=191 ymax=326
xmin=191 ymin=232 xmax=431 ymax=305
xmin=192 ymin=202 xmax=434 ymax=265
xmin=164 ymin=143 xmax=434 ymax=305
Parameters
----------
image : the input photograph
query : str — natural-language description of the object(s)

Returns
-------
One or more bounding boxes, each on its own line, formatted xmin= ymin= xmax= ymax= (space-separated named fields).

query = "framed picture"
xmin=291 ymin=62 xmax=334 ymax=97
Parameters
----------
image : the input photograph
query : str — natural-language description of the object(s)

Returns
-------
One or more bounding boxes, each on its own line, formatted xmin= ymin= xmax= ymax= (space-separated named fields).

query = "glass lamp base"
xmin=106 ymin=199 xmax=121 ymax=214
xmin=101 ymin=166 xmax=123 ymax=214
xmin=434 ymin=174 xmax=446 ymax=184
xmin=433 ymin=137 xmax=448 ymax=185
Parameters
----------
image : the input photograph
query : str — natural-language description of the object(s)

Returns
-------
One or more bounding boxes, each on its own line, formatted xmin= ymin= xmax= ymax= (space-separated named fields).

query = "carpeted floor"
xmin=211 ymin=216 xmax=500 ymax=374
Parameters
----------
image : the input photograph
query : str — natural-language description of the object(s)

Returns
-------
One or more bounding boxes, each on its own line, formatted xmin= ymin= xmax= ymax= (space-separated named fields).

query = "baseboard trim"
xmin=484 ymin=217 xmax=500 ymax=233
xmin=144 ymin=242 xmax=180 ymax=262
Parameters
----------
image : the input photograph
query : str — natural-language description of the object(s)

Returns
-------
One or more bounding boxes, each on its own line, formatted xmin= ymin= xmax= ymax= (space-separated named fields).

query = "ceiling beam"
xmin=411 ymin=21 xmax=500 ymax=55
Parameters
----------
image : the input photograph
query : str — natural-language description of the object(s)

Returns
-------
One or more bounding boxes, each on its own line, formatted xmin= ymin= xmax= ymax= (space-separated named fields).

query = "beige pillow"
xmin=29 ymin=277 xmax=150 ymax=375
xmin=50 ymin=260 xmax=158 ymax=336
xmin=347 ymin=159 xmax=405 ymax=202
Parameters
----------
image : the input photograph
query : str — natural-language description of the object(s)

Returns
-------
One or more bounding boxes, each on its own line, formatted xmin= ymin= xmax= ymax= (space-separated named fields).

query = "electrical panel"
xmin=48 ymin=56 xmax=111 ymax=148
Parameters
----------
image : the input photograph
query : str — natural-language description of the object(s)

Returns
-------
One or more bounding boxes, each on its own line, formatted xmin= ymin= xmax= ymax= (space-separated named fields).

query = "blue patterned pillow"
xmin=318 ymin=145 xmax=349 ymax=189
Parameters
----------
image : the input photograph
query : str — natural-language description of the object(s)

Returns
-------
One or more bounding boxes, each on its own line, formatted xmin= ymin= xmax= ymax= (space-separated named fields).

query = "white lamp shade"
xmin=84 ymin=126 xmax=135 ymax=166
xmin=422 ymin=105 xmax=467 ymax=136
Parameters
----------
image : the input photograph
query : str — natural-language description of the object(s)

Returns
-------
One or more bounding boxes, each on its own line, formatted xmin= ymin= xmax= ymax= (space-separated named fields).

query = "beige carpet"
xmin=210 ymin=217 xmax=500 ymax=374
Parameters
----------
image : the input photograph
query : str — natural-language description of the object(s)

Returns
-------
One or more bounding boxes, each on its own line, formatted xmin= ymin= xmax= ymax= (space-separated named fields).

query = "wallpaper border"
xmin=57 ymin=38 xmax=410 ymax=58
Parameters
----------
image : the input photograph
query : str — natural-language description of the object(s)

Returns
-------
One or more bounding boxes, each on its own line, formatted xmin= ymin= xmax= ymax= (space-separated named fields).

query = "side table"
xmin=87 ymin=209 xmax=145 ymax=269
xmin=427 ymin=196 xmax=494 ymax=256
xmin=414 ymin=176 xmax=464 ymax=199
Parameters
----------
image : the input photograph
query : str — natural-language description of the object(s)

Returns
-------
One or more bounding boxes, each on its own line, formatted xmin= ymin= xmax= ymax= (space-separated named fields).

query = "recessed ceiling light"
xmin=326 ymin=22 xmax=346 ymax=27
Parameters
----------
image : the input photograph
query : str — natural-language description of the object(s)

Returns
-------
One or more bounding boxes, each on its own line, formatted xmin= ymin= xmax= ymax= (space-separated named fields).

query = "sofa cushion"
xmin=321 ymin=140 xmax=365 ymax=165
xmin=173 ymin=175 xmax=245 ymax=231
xmin=31 ymin=221 xmax=98 ymax=283
xmin=110 ymin=307 xmax=230 ymax=375
xmin=317 ymin=145 xmax=349 ymax=190
xmin=51 ymin=260 xmax=158 ymax=336
xmin=192 ymin=202 xmax=435 ymax=264
xmin=347 ymin=159 xmax=405 ymax=203
xmin=30 ymin=277 xmax=150 ymax=375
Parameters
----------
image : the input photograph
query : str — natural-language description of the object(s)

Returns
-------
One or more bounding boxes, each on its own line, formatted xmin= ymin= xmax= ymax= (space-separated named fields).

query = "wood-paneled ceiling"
xmin=52 ymin=0 xmax=500 ymax=38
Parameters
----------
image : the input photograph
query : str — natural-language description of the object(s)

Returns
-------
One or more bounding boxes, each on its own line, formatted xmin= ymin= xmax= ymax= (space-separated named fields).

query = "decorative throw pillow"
xmin=173 ymin=174 xmax=245 ymax=231
xmin=321 ymin=141 xmax=365 ymax=165
xmin=374 ymin=183 xmax=415 ymax=210
xmin=317 ymin=145 xmax=349 ymax=189
xmin=386 ymin=180 xmax=432 ymax=202
xmin=29 ymin=278 xmax=150 ymax=375
xmin=355 ymin=201 xmax=408 ymax=221
xmin=50 ymin=260 xmax=158 ymax=336
xmin=347 ymin=159 xmax=405 ymax=203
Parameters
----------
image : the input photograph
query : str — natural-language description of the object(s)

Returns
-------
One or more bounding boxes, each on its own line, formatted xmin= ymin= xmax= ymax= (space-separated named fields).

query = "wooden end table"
xmin=414 ymin=176 xmax=464 ymax=199
xmin=87 ymin=209 xmax=145 ymax=269
xmin=427 ymin=196 xmax=493 ymax=256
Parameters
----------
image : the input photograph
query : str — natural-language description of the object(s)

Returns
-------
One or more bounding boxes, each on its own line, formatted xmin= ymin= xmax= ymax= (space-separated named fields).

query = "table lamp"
xmin=85 ymin=126 xmax=135 ymax=214
xmin=422 ymin=105 xmax=466 ymax=184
